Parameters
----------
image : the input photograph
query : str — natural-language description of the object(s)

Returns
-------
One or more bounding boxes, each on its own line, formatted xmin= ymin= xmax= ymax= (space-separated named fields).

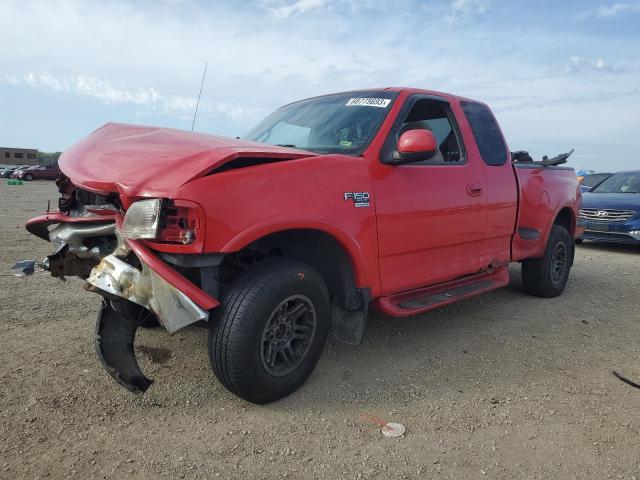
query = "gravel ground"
xmin=1 ymin=181 xmax=639 ymax=480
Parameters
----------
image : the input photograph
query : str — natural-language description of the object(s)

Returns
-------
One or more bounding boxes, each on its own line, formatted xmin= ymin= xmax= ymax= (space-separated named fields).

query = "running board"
xmin=376 ymin=267 xmax=509 ymax=317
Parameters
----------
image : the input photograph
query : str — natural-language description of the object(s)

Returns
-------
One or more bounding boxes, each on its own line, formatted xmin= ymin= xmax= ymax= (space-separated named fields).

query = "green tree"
xmin=38 ymin=151 xmax=62 ymax=166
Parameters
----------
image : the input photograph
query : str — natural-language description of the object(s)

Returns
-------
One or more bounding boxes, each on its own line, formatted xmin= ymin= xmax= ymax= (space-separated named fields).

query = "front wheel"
xmin=209 ymin=259 xmax=330 ymax=404
xmin=24 ymin=173 xmax=33 ymax=181
xmin=522 ymin=225 xmax=573 ymax=298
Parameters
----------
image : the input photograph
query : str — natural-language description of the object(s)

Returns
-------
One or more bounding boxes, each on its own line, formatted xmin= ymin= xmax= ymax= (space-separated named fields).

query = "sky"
xmin=1 ymin=0 xmax=639 ymax=171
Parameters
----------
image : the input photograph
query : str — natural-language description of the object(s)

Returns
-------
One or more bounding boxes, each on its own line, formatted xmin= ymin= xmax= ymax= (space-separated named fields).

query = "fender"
xmin=517 ymin=203 xmax=577 ymax=261
xmin=219 ymin=215 xmax=372 ymax=288
xmin=544 ymin=203 xmax=579 ymax=244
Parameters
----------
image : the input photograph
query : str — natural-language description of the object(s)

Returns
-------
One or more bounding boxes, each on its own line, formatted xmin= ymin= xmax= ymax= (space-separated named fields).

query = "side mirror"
xmin=392 ymin=129 xmax=438 ymax=164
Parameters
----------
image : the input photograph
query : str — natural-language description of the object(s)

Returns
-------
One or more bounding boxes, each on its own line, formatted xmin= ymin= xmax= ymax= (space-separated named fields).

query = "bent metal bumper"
xmin=25 ymin=211 xmax=220 ymax=394
xmin=86 ymin=231 xmax=219 ymax=334
xmin=89 ymin=231 xmax=220 ymax=393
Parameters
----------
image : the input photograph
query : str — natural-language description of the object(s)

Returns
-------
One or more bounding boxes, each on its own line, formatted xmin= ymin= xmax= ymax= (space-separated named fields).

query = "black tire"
xmin=24 ymin=173 xmax=33 ymax=181
xmin=110 ymin=299 xmax=160 ymax=328
xmin=575 ymin=238 xmax=583 ymax=244
xmin=209 ymin=258 xmax=331 ymax=404
xmin=522 ymin=225 xmax=573 ymax=298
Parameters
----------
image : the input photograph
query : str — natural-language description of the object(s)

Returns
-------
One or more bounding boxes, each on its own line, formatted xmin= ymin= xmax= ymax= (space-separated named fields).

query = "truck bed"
xmin=512 ymin=164 xmax=582 ymax=261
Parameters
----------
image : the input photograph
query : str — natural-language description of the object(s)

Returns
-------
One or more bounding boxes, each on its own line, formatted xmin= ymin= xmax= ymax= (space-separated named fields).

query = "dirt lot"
xmin=1 ymin=181 xmax=639 ymax=480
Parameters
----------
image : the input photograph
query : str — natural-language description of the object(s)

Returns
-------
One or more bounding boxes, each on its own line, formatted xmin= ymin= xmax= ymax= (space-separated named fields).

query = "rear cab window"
xmin=461 ymin=101 xmax=508 ymax=166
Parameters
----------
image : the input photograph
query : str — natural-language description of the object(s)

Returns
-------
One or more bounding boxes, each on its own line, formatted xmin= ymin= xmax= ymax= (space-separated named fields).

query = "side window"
xmin=400 ymin=99 xmax=464 ymax=164
xmin=461 ymin=101 xmax=508 ymax=166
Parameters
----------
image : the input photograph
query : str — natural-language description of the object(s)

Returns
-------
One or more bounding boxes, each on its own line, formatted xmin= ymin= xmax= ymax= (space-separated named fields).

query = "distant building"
xmin=1 ymin=147 xmax=39 ymax=165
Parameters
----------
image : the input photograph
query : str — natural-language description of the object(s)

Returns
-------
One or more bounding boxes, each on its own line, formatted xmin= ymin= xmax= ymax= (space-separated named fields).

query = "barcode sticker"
xmin=345 ymin=98 xmax=391 ymax=108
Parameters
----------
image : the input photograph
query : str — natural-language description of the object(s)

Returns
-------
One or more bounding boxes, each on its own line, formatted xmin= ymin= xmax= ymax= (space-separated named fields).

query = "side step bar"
xmin=376 ymin=267 xmax=509 ymax=317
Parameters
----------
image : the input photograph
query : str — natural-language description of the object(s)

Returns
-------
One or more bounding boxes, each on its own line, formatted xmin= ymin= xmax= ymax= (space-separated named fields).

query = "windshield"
xmin=244 ymin=91 xmax=397 ymax=155
xmin=582 ymin=173 xmax=612 ymax=188
xmin=591 ymin=171 xmax=640 ymax=194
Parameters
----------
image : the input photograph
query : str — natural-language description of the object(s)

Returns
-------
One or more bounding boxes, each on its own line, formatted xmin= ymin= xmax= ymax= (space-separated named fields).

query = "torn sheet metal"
xmin=49 ymin=222 xmax=116 ymax=260
xmin=86 ymin=234 xmax=208 ymax=334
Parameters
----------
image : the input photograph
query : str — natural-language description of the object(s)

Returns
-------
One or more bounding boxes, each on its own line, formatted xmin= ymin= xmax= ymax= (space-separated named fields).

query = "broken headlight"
xmin=121 ymin=199 xmax=161 ymax=240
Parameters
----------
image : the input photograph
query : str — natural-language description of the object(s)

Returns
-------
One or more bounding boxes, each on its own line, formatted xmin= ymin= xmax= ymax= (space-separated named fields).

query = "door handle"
xmin=466 ymin=181 xmax=483 ymax=196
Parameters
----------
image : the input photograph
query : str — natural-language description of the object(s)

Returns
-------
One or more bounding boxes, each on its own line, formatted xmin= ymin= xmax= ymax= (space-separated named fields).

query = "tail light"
xmin=157 ymin=201 xmax=202 ymax=245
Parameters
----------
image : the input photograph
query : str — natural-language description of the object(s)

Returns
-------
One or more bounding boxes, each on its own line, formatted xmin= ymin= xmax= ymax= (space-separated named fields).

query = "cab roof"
xmin=284 ymin=87 xmax=479 ymax=107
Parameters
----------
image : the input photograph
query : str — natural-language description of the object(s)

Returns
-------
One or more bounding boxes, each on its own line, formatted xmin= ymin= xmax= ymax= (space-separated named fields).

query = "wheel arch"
xmin=553 ymin=206 xmax=576 ymax=237
xmin=222 ymin=225 xmax=370 ymax=311
xmin=513 ymin=204 xmax=578 ymax=262
xmin=549 ymin=205 xmax=577 ymax=266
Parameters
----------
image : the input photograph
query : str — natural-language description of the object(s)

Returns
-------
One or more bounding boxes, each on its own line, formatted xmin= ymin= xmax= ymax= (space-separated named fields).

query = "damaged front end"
xmin=46 ymin=221 xmax=117 ymax=278
xmin=19 ymin=176 xmax=220 ymax=393
xmin=86 ymin=231 xmax=211 ymax=334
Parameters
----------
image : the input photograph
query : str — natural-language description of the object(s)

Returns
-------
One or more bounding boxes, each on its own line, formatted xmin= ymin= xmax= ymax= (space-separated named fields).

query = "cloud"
xmin=493 ymin=87 xmax=640 ymax=113
xmin=265 ymin=0 xmax=331 ymax=18
xmin=260 ymin=0 xmax=386 ymax=19
xmin=564 ymin=56 xmax=635 ymax=74
xmin=596 ymin=2 xmax=640 ymax=17
xmin=447 ymin=0 xmax=489 ymax=22
xmin=75 ymin=76 xmax=161 ymax=105
xmin=579 ymin=2 xmax=640 ymax=19
xmin=1 ymin=72 xmax=260 ymax=122
xmin=3 ymin=74 xmax=21 ymax=86
xmin=8 ymin=72 xmax=161 ymax=105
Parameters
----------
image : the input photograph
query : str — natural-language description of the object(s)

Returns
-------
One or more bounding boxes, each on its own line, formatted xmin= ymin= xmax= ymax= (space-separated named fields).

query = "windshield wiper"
xmin=275 ymin=144 xmax=298 ymax=148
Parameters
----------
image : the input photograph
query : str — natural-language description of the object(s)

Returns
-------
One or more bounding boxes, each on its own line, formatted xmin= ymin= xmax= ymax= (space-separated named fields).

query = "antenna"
xmin=191 ymin=62 xmax=208 ymax=132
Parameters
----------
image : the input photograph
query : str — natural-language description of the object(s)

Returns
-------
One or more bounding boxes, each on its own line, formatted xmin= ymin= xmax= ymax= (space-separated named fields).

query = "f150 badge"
xmin=344 ymin=192 xmax=370 ymax=208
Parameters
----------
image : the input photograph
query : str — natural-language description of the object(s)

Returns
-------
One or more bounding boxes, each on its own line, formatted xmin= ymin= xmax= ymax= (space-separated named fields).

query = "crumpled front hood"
xmin=60 ymin=123 xmax=314 ymax=197
xmin=581 ymin=192 xmax=640 ymax=211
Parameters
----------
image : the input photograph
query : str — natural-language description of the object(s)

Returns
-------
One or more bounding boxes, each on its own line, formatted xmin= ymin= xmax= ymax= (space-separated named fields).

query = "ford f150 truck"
xmin=22 ymin=88 xmax=582 ymax=403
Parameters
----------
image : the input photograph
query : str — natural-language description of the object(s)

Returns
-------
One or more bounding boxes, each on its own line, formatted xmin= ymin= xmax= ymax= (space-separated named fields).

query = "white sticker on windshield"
xmin=345 ymin=98 xmax=391 ymax=108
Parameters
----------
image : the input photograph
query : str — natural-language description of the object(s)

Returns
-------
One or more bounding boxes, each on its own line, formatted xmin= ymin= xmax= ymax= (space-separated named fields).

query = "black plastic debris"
xmin=95 ymin=300 xmax=153 ymax=393
xmin=612 ymin=370 xmax=640 ymax=390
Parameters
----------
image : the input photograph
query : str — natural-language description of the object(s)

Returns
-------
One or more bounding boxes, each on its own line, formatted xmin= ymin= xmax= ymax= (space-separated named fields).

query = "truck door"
xmin=459 ymin=101 xmax=518 ymax=270
xmin=372 ymin=96 xmax=488 ymax=295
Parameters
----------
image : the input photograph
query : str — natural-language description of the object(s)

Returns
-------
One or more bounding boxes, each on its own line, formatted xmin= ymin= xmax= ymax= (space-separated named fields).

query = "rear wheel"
xmin=209 ymin=259 xmax=330 ymax=404
xmin=522 ymin=225 xmax=573 ymax=297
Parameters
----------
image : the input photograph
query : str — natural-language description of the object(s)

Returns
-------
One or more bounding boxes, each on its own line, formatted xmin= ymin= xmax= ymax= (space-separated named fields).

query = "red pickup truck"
xmin=24 ymin=88 xmax=582 ymax=403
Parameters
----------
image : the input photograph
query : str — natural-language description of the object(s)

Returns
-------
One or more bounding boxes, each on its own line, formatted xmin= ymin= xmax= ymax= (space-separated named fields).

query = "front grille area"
xmin=76 ymin=188 xmax=113 ymax=207
xmin=60 ymin=187 xmax=121 ymax=216
xmin=579 ymin=208 xmax=636 ymax=222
